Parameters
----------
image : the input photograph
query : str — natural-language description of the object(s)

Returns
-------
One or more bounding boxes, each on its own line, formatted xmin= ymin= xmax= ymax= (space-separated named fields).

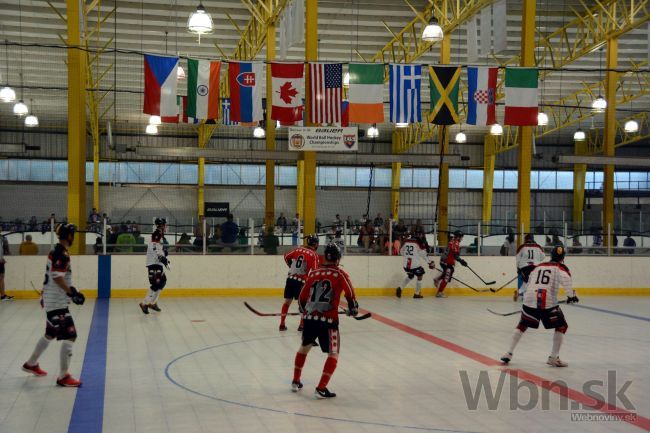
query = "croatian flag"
xmin=143 ymin=54 xmax=179 ymax=117
xmin=229 ymin=61 xmax=264 ymax=123
xmin=466 ymin=66 xmax=498 ymax=126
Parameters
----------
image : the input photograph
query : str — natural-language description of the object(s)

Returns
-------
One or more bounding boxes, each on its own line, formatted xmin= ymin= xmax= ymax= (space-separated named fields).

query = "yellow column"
xmin=265 ymin=4 xmax=276 ymax=228
xmin=572 ymin=139 xmax=587 ymax=231
xmin=197 ymin=124 xmax=213 ymax=218
xmin=482 ymin=135 xmax=495 ymax=234
xmin=296 ymin=160 xmax=304 ymax=219
xmin=67 ymin=0 xmax=87 ymax=255
xmin=93 ymin=136 xmax=99 ymax=211
xmin=391 ymin=132 xmax=401 ymax=221
xmin=437 ymin=28 xmax=451 ymax=246
xmin=516 ymin=0 xmax=536 ymax=245
xmin=301 ymin=0 xmax=318 ymax=239
xmin=603 ymin=38 xmax=618 ymax=246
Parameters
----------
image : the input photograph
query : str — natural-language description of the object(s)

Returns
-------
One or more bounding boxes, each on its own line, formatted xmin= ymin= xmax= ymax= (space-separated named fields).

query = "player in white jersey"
xmin=140 ymin=218 xmax=169 ymax=314
xmin=22 ymin=224 xmax=86 ymax=387
xmin=0 ymin=235 xmax=13 ymax=300
xmin=500 ymin=246 xmax=579 ymax=367
xmin=396 ymin=232 xmax=433 ymax=299
xmin=514 ymin=233 xmax=546 ymax=301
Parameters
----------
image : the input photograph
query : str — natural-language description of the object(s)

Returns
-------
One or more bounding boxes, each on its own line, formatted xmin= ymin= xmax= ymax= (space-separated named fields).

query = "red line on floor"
xmin=365 ymin=309 xmax=650 ymax=432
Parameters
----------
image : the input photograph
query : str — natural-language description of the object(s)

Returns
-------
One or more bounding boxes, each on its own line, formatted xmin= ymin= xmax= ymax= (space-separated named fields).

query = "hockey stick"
xmin=29 ymin=281 xmax=42 ymax=295
xmin=487 ymin=300 xmax=568 ymax=317
xmin=490 ymin=275 xmax=518 ymax=293
xmin=433 ymin=267 xmax=492 ymax=293
xmin=464 ymin=264 xmax=496 ymax=285
xmin=244 ymin=302 xmax=372 ymax=320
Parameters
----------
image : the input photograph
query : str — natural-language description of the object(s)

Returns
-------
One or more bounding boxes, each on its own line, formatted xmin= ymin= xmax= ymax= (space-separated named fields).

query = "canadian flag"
xmin=270 ymin=63 xmax=304 ymax=122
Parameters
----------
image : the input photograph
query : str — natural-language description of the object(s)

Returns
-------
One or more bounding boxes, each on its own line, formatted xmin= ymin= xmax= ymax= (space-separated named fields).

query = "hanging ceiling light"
xmin=573 ymin=128 xmax=586 ymax=141
xmin=343 ymin=72 xmax=350 ymax=88
xmin=421 ymin=16 xmax=444 ymax=42
xmin=455 ymin=131 xmax=467 ymax=143
xmin=187 ymin=3 xmax=213 ymax=43
xmin=253 ymin=126 xmax=266 ymax=138
xmin=367 ymin=125 xmax=379 ymax=138
xmin=0 ymin=86 xmax=16 ymax=103
xmin=149 ymin=115 xmax=162 ymax=125
xmin=13 ymin=99 xmax=28 ymax=116
xmin=25 ymin=113 xmax=39 ymax=127
xmin=395 ymin=122 xmax=408 ymax=128
xmin=537 ymin=111 xmax=549 ymax=126
xmin=490 ymin=123 xmax=503 ymax=136
xmin=624 ymin=119 xmax=639 ymax=133
xmin=177 ymin=65 xmax=186 ymax=80
xmin=591 ymin=95 xmax=607 ymax=113
xmin=146 ymin=124 xmax=158 ymax=135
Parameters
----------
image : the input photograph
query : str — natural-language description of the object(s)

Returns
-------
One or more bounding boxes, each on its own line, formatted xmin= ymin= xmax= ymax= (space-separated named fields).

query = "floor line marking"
xmin=570 ymin=304 xmax=650 ymax=322
xmin=365 ymin=309 xmax=650 ymax=432
xmin=68 ymin=299 xmax=109 ymax=433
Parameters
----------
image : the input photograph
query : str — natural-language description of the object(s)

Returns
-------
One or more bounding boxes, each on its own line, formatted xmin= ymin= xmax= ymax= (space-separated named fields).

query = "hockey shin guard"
xmin=318 ymin=356 xmax=338 ymax=389
xmin=280 ymin=303 xmax=290 ymax=326
xmin=293 ymin=352 xmax=307 ymax=383
xmin=60 ymin=341 xmax=74 ymax=377
xmin=27 ymin=336 xmax=51 ymax=365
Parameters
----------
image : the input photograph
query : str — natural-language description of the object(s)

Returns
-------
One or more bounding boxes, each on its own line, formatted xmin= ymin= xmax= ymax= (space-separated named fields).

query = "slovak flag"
xmin=229 ymin=61 xmax=264 ymax=123
xmin=466 ymin=66 xmax=498 ymax=126
xmin=271 ymin=62 xmax=304 ymax=123
xmin=143 ymin=54 xmax=179 ymax=117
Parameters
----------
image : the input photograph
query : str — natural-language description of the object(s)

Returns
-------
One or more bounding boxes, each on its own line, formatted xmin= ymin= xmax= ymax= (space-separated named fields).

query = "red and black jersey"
xmin=441 ymin=238 xmax=461 ymax=266
xmin=299 ymin=265 xmax=357 ymax=324
xmin=284 ymin=246 xmax=320 ymax=280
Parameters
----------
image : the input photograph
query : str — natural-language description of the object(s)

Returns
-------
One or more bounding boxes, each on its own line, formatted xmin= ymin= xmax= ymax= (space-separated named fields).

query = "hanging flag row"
xmin=143 ymin=53 xmax=539 ymax=127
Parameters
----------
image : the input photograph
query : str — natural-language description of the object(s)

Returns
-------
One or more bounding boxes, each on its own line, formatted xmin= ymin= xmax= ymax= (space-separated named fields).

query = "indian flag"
xmin=187 ymin=59 xmax=221 ymax=120
xmin=348 ymin=63 xmax=384 ymax=124
xmin=504 ymin=67 xmax=538 ymax=126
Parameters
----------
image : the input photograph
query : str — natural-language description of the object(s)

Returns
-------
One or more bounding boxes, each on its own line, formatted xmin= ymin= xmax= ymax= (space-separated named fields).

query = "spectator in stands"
xmin=334 ymin=214 xmax=342 ymax=229
xmin=570 ymin=236 xmax=583 ymax=254
xmin=373 ymin=213 xmax=384 ymax=228
xmin=276 ymin=213 xmax=288 ymax=232
xmin=102 ymin=213 xmax=110 ymax=224
xmin=115 ymin=225 xmax=136 ymax=253
xmin=107 ymin=225 xmax=120 ymax=252
xmin=411 ymin=219 xmax=425 ymax=235
xmin=291 ymin=213 xmax=300 ymax=245
xmin=358 ymin=221 xmax=375 ymax=251
xmin=263 ymin=226 xmax=279 ymax=255
xmin=623 ymin=233 xmax=636 ymax=254
xmin=28 ymin=216 xmax=38 ymax=231
xmin=552 ymin=234 xmax=564 ymax=247
xmin=19 ymin=235 xmax=38 ymax=255
xmin=500 ymin=233 xmax=516 ymax=256
xmin=592 ymin=228 xmax=603 ymax=247
xmin=220 ymin=214 xmax=239 ymax=247
xmin=89 ymin=208 xmax=100 ymax=223
xmin=133 ymin=231 xmax=146 ymax=252
xmin=345 ymin=215 xmax=354 ymax=230
xmin=176 ymin=233 xmax=193 ymax=252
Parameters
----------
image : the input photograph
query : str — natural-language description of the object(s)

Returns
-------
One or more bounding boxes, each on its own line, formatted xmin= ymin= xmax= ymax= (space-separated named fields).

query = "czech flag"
xmin=229 ymin=61 xmax=264 ymax=123
xmin=143 ymin=54 xmax=179 ymax=117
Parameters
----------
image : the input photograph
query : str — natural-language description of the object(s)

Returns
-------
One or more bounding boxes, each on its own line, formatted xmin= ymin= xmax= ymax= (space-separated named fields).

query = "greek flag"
xmin=389 ymin=64 xmax=422 ymax=124
xmin=221 ymin=98 xmax=237 ymax=126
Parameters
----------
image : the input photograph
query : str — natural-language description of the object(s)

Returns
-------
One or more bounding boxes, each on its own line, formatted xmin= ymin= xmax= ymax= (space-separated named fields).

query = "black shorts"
xmin=301 ymin=319 xmax=340 ymax=354
xmin=283 ymin=278 xmax=304 ymax=300
xmin=439 ymin=262 xmax=455 ymax=282
xmin=45 ymin=308 xmax=77 ymax=341
xmin=0 ymin=263 xmax=4 ymax=274
xmin=519 ymin=304 xmax=568 ymax=330
xmin=404 ymin=267 xmax=425 ymax=278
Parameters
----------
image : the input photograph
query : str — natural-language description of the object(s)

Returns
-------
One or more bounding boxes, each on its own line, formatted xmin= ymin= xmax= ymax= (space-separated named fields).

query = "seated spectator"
xmin=358 ymin=221 xmax=375 ymax=251
xmin=276 ymin=213 xmax=288 ymax=232
xmin=263 ymin=226 xmax=279 ymax=255
xmin=28 ymin=216 xmax=38 ymax=231
xmin=19 ymin=235 xmax=39 ymax=255
xmin=373 ymin=213 xmax=384 ymax=228
xmin=411 ymin=219 xmax=425 ymax=235
xmin=500 ymin=234 xmax=515 ymax=256
xmin=220 ymin=214 xmax=239 ymax=247
xmin=623 ymin=233 xmax=636 ymax=254
xmin=133 ymin=231 xmax=146 ymax=252
xmin=176 ymin=232 xmax=192 ymax=252
xmin=115 ymin=225 xmax=136 ymax=253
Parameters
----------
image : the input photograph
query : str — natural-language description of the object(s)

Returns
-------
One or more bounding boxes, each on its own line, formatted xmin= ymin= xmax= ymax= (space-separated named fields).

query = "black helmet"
xmin=56 ymin=223 xmax=76 ymax=241
xmin=453 ymin=230 xmax=464 ymax=239
xmin=306 ymin=234 xmax=319 ymax=247
xmin=525 ymin=233 xmax=535 ymax=243
xmin=550 ymin=245 xmax=566 ymax=262
xmin=324 ymin=243 xmax=341 ymax=262
xmin=155 ymin=217 xmax=167 ymax=227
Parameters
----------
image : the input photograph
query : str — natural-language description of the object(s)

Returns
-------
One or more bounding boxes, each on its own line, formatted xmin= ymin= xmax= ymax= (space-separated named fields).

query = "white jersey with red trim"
xmin=523 ymin=262 xmax=575 ymax=309
xmin=516 ymin=242 xmax=546 ymax=270
xmin=42 ymin=243 xmax=72 ymax=312
xmin=400 ymin=239 xmax=430 ymax=270
xmin=146 ymin=229 xmax=166 ymax=267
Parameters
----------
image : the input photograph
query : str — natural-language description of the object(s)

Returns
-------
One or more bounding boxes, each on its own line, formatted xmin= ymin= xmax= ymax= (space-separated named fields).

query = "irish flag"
xmin=187 ymin=59 xmax=221 ymax=120
xmin=504 ymin=67 xmax=538 ymax=126
xmin=348 ymin=63 xmax=384 ymax=124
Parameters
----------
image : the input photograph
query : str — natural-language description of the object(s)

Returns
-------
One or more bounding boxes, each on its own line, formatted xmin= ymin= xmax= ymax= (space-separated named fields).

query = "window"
xmin=31 ymin=160 xmax=53 ymax=182
xmin=556 ymin=172 xmax=573 ymax=190
xmin=412 ymin=169 xmax=430 ymax=188
xmin=400 ymin=169 xmax=413 ymax=188
xmin=449 ymin=169 xmax=466 ymax=188
xmin=373 ymin=168 xmax=391 ymax=188
xmin=337 ymin=167 xmax=356 ymax=187
xmin=493 ymin=170 xmax=504 ymax=189
xmin=466 ymin=170 xmax=483 ymax=189
xmin=240 ymin=165 xmax=262 ymax=185
xmin=179 ymin=164 xmax=198 ymax=184
xmin=317 ymin=166 xmax=337 ymax=187
xmin=355 ymin=168 xmax=371 ymax=187
xmin=223 ymin=165 xmax=241 ymax=185
xmin=538 ymin=171 xmax=556 ymax=190
xmin=277 ymin=166 xmax=297 ymax=186
xmin=503 ymin=170 xmax=517 ymax=189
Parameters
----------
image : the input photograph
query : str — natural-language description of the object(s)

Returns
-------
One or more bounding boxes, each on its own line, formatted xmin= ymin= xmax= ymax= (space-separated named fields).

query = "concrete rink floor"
xmin=0 ymin=296 xmax=648 ymax=433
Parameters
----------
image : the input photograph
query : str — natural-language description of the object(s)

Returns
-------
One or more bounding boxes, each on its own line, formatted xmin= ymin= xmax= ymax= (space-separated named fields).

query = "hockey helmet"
xmin=56 ymin=223 xmax=76 ymax=241
xmin=324 ymin=243 xmax=341 ymax=262
xmin=550 ymin=245 xmax=566 ymax=262
xmin=524 ymin=233 xmax=535 ymax=243
xmin=453 ymin=230 xmax=464 ymax=239
xmin=154 ymin=217 xmax=167 ymax=227
xmin=306 ymin=234 xmax=319 ymax=248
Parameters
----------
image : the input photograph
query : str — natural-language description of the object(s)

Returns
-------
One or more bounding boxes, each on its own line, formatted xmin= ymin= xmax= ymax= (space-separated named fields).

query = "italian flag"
xmin=504 ymin=67 xmax=538 ymax=126
xmin=187 ymin=59 xmax=221 ymax=120
xmin=348 ymin=63 xmax=384 ymax=124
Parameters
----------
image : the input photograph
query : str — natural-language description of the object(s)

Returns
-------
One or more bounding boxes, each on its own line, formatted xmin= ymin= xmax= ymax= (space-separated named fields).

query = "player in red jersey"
xmin=279 ymin=234 xmax=320 ymax=331
xmin=291 ymin=243 xmax=358 ymax=399
xmin=433 ymin=230 xmax=467 ymax=298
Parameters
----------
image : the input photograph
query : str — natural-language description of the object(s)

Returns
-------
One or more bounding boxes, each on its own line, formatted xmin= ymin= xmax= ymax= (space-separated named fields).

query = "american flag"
xmin=309 ymin=63 xmax=342 ymax=124
xmin=221 ymin=98 xmax=237 ymax=126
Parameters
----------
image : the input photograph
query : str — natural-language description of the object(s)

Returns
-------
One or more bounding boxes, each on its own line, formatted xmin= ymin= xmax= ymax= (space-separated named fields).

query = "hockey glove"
xmin=566 ymin=295 xmax=579 ymax=304
xmin=428 ymin=262 xmax=435 ymax=270
xmin=458 ymin=258 xmax=468 ymax=267
xmin=347 ymin=300 xmax=359 ymax=316
xmin=158 ymin=255 xmax=169 ymax=266
xmin=68 ymin=286 xmax=86 ymax=305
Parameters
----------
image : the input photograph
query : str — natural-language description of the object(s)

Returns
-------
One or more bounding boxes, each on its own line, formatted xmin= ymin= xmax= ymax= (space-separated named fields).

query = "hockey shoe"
xmin=1 ymin=295 xmax=14 ymax=301
xmin=149 ymin=303 xmax=161 ymax=312
xmin=547 ymin=356 xmax=568 ymax=367
xmin=513 ymin=290 xmax=519 ymax=302
xmin=413 ymin=293 xmax=423 ymax=299
xmin=500 ymin=352 xmax=513 ymax=364
xmin=22 ymin=363 xmax=47 ymax=376
xmin=279 ymin=324 xmax=288 ymax=332
xmin=435 ymin=292 xmax=447 ymax=298
xmin=291 ymin=381 xmax=303 ymax=392
xmin=139 ymin=303 xmax=149 ymax=315
xmin=315 ymin=387 xmax=336 ymax=399
xmin=297 ymin=325 xmax=303 ymax=332
xmin=56 ymin=374 xmax=82 ymax=387
xmin=396 ymin=287 xmax=402 ymax=298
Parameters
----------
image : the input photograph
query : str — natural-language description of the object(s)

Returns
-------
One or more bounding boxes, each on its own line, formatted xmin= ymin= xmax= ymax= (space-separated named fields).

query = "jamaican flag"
xmin=428 ymin=66 xmax=461 ymax=125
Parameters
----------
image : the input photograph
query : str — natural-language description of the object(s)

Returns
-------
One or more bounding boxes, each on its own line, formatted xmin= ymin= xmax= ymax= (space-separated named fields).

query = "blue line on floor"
xmin=572 ymin=304 xmax=650 ymax=322
xmin=68 ymin=298 xmax=109 ymax=433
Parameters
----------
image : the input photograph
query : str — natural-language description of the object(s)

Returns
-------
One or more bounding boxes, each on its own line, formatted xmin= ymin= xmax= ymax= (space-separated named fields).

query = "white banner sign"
xmin=288 ymin=127 xmax=358 ymax=152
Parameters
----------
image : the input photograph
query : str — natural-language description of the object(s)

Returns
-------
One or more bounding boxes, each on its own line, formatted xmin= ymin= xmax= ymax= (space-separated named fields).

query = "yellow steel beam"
xmin=302 ymin=0 xmax=318 ymax=240
xmin=587 ymin=111 xmax=650 ymax=153
xmin=482 ymin=135 xmax=495 ymax=234
xmin=516 ymin=0 xmax=536 ymax=246
xmin=67 ymin=0 xmax=87 ymax=254
xmin=197 ymin=124 xmax=217 ymax=218
xmin=603 ymin=38 xmax=618 ymax=246
xmin=573 ymin=140 xmax=588 ymax=232
xmin=265 ymin=0 xmax=276 ymax=229
xmin=437 ymin=19 xmax=451 ymax=246
xmin=391 ymin=132 xmax=401 ymax=221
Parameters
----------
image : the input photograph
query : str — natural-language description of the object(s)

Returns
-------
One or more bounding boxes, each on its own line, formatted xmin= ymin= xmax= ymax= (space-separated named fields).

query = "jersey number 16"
xmin=535 ymin=269 xmax=551 ymax=285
